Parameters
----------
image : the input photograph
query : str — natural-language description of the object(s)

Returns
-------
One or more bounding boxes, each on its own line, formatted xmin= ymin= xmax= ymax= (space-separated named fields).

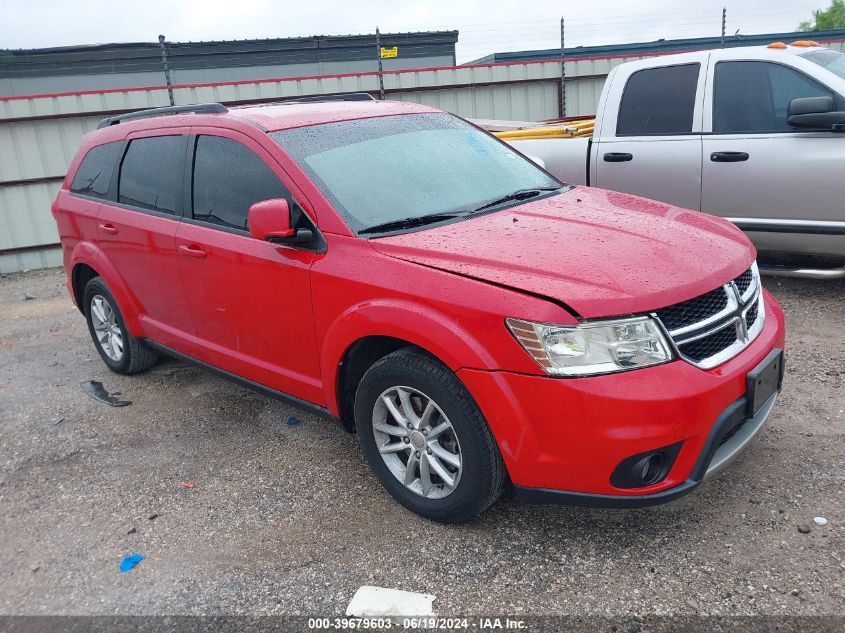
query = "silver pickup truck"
xmin=504 ymin=43 xmax=845 ymax=278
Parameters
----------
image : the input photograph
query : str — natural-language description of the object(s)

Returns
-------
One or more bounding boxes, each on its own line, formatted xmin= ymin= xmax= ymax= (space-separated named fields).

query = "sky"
xmin=0 ymin=0 xmax=833 ymax=62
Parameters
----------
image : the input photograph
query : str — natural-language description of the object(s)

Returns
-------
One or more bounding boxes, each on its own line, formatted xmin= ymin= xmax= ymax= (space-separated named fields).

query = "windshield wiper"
xmin=471 ymin=187 xmax=563 ymax=214
xmin=358 ymin=212 xmax=463 ymax=235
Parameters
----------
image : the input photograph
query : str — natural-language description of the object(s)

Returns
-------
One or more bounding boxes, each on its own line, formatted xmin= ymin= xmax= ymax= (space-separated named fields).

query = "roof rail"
xmin=97 ymin=103 xmax=228 ymax=129
xmin=232 ymin=92 xmax=376 ymax=110
xmin=283 ymin=92 xmax=376 ymax=104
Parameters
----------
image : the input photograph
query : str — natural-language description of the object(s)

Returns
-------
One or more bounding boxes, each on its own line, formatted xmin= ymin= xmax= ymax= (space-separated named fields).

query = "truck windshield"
xmin=272 ymin=113 xmax=562 ymax=234
xmin=800 ymin=49 xmax=845 ymax=81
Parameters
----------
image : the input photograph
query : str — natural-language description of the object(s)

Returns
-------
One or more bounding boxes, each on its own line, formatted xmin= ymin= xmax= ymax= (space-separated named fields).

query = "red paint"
xmin=53 ymin=102 xmax=786 ymax=501
xmin=460 ymin=292 xmax=784 ymax=493
xmin=371 ymin=186 xmax=755 ymax=318
xmin=247 ymin=199 xmax=294 ymax=240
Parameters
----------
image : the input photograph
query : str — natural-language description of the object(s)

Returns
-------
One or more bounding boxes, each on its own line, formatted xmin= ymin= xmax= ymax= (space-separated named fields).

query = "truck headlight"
xmin=506 ymin=316 xmax=674 ymax=377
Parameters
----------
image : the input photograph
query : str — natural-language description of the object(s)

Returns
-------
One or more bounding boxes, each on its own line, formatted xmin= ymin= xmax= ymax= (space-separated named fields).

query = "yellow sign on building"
xmin=379 ymin=46 xmax=398 ymax=59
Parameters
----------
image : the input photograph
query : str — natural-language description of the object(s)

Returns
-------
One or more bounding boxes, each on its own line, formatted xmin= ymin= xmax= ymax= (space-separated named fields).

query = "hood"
xmin=369 ymin=187 xmax=755 ymax=318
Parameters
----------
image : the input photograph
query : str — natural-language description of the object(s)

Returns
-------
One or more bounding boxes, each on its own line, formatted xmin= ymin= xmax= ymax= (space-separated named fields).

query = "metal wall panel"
xmin=0 ymin=116 xmax=101 ymax=182
xmin=394 ymin=81 xmax=560 ymax=121
xmin=0 ymin=180 xmax=61 ymax=250
xmin=0 ymin=88 xmax=172 ymax=121
xmin=565 ymin=77 xmax=609 ymax=117
xmin=0 ymin=247 xmax=62 ymax=275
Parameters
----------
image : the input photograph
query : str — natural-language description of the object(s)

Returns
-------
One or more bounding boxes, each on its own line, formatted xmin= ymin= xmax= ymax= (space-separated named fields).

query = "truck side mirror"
xmin=788 ymin=96 xmax=845 ymax=131
xmin=248 ymin=199 xmax=313 ymax=245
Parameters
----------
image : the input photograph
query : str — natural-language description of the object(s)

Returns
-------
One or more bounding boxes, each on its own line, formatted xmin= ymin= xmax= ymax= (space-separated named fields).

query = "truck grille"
xmin=653 ymin=263 xmax=765 ymax=370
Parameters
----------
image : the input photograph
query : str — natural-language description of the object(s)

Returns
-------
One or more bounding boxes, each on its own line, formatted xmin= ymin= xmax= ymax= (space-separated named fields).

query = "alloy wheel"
xmin=90 ymin=294 xmax=124 ymax=362
xmin=371 ymin=386 xmax=463 ymax=499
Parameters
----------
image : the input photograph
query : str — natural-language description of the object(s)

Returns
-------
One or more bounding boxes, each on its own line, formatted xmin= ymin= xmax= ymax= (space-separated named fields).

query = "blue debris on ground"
xmin=287 ymin=416 xmax=301 ymax=426
xmin=119 ymin=553 xmax=144 ymax=573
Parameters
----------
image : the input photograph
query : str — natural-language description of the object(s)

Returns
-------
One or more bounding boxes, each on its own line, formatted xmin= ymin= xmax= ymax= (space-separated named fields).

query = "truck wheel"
xmin=83 ymin=277 xmax=157 ymax=375
xmin=355 ymin=348 xmax=506 ymax=523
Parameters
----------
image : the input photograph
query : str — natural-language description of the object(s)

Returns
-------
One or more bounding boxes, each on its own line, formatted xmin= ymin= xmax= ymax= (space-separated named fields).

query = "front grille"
xmin=745 ymin=301 xmax=759 ymax=329
xmin=677 ymin=324 xmax=738 ymax=362
xmin=653 ymin=264 xmax=764 ymax=369
xmin=734 ymin=269 xmax=753 ymax=296
xmin=654 ymin=287 xmax=728 ymax=331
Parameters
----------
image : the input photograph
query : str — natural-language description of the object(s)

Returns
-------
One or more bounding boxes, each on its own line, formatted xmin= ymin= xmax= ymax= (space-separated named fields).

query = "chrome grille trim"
xmin=653 ymin=263 xmax=765 ymax=370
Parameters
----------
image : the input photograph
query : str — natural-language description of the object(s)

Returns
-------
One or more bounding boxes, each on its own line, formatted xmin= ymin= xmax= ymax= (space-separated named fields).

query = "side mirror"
xmin=248 ymin=198 xmax=313 ymax=245
xmin=788 ymin=96 xmax=845 ymax=131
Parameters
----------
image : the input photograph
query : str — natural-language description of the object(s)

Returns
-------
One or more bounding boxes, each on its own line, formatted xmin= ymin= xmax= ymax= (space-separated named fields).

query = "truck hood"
xmin=369 ymin=187 xmax=755 ymax=318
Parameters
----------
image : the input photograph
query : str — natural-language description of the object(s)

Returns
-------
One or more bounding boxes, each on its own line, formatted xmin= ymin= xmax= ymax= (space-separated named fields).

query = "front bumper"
xmin=457 ymin=290 xmax=786 ymax=505
xmin=513 ymin=389 xmax=778 ymax=508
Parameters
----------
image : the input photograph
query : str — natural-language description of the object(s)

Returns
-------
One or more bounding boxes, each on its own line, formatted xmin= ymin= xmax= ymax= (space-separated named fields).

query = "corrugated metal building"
xmin=0 ymin=32 xmax=459 ymax=96
xmin=468 ymin=27 xmax=845 ymax=64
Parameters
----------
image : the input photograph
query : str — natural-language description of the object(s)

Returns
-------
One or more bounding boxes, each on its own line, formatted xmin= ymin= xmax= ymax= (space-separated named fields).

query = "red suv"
xmin=53 ymin=96 xmax=785 ymax=523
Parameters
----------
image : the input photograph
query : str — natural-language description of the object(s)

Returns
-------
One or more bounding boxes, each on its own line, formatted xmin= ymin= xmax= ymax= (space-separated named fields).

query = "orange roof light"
xmin=768 ymin=42 xmax=787 ymax=49
xmin=791 ymin=40 xmax=820 ymax=47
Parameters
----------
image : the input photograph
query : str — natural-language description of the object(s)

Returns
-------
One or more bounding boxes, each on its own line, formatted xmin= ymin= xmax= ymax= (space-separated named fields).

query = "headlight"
xmin=506 ymin=316 xmax=674 ymax=377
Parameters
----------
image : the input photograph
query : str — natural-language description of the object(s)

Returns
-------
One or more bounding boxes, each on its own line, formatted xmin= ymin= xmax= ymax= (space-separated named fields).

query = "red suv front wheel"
xmin=355 ymin=348 xmax=506 ymax=523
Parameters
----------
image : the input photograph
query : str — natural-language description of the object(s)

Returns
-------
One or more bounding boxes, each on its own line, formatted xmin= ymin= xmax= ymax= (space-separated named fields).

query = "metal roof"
xmin=0 ymin=31 xmax=459 ymax=79
xmin=467 ymin=28 xmax=845 ymax=64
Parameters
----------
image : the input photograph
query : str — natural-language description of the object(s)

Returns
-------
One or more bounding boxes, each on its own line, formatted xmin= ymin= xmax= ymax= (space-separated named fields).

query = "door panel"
xmin=176 ymin=129 xmax=323 ymax=404
xmin=595 ymin=59 xmax=706 ymax=211
xmin=701 ymin=133 xmax=845 ymax=256
xmin=701 ymin=59 xmax=845 ymax=257
xmin=176 ymin=223 xmax=323 ymax=402
xmin=96 ymin=130 xmax=196 ymax=350
xmin=595 ymin=138 xmax=703 ymax=210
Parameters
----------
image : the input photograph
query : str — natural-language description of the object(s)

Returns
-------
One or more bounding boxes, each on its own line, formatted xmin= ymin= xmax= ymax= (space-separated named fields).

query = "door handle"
xmin=603 ymin=152 xmax=633 ymax=162
xmin=98 ymin=223 xmax=119 ymax=235
xmin=710 ymin=151 xmax=749 ymax=162
xmin=178 ymin=244 xmax=207 ymax=259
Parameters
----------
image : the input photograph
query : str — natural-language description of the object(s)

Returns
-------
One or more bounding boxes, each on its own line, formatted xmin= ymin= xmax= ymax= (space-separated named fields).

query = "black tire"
xmin=355 ymin=348 xmax=506 ymax=523
xmin=83 ymin=276 xmax=157 ymax=375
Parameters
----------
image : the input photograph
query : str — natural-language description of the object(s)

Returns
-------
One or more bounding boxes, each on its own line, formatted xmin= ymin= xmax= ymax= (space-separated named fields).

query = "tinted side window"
xmin=714 ymin=61 xmax=832 ymax=133
xmin=617 ymin=64 xmax=700 ymax=136
xmin=192 ymin=135 xmax=289 ymax=231
xmin=70 ymin=142 xmax=122 ymax=198
xmin=118 ymin=136 xmax=186 ymax=214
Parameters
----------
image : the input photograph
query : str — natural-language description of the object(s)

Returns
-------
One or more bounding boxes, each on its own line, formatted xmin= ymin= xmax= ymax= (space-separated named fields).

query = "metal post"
xmin=721 ymin=7 xmax=726 ymax=48
xmin=375 ymin=27 xmax=386 ymax=100
xmin=560 ymin=18 xmax=566 ymax=118
xmin=158 ymin=34 xmax=175 ymax=106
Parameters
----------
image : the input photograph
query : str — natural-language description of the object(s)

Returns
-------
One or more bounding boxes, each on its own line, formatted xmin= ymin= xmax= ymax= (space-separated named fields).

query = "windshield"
xmin=800 ymin=49 xmax=845 ymax=81
xmin=272 ymin=113 xmax=562 ymax=234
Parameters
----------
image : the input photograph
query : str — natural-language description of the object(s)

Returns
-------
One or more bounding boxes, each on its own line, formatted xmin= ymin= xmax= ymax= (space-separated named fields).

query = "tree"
xmin=799 ymin=0 xmax=845 ymax=31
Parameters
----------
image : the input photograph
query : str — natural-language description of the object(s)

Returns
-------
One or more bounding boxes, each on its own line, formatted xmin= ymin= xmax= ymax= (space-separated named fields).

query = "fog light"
xmin=610 ymin=442 xmax=683 ymax=489
xmin=639 ymin=453 xmax=665 ymax=485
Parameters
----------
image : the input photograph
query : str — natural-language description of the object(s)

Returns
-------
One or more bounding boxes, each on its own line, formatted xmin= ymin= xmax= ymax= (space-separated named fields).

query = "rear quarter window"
xmin=118 ymin=136 xmax=186 ymax=214
xmin=616 ymin=63 xmax=700 ymax=136
xmin=70 ymin=141 xmax=123 ymax=198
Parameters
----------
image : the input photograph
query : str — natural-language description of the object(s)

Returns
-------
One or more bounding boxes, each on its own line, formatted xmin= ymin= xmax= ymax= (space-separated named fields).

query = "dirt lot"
xmin=0 ymin=267 xmax=842 ymax=618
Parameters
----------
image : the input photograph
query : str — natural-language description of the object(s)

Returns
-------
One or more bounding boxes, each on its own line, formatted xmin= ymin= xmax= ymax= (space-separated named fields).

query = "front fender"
xmin=319 ymin=298 xmax=499 ymax=416
xmin=70 ymin=241 xmax=144 ymax=335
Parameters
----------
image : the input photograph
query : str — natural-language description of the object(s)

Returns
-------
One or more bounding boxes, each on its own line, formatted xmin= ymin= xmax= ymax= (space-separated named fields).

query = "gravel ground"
xmin=0 ymin=267 xmax=842 ymax=618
